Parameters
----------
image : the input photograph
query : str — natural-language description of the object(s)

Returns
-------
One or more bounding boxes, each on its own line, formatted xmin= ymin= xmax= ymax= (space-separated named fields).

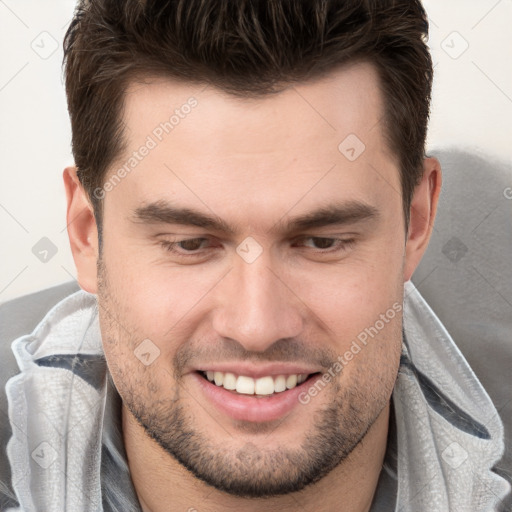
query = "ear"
xmin=403 ymin=157 xmax=442 ymax=282
xmin=63 ymin=166 xmax=99 ymax=294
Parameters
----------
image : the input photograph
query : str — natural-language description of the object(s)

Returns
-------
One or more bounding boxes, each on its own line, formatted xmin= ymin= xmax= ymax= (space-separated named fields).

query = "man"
xmin=1 ymin=1 xmax=510 ymax=510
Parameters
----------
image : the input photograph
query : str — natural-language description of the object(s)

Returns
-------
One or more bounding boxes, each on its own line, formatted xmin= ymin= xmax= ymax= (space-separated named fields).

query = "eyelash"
xmin=158 ymin=236 xmax=355 ymax=258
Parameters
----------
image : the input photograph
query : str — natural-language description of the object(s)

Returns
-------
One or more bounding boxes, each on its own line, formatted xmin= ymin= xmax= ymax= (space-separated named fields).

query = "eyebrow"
xmin=132 ymin=200 xmax=379 ymax=235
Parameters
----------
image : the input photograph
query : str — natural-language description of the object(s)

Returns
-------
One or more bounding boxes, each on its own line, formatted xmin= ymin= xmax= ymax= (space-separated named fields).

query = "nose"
xmin=211 ymin=251 xmax=304 ymax=353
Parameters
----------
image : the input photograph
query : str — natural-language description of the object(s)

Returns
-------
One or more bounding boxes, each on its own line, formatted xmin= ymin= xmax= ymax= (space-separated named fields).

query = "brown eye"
xmin=178 ymin=238 xmax=206 ymax=251
xmin=291 ymin=236 xmax=356 ymax=258
xmin=159 ymin=237 xmax=218 ymax=260
xmin=309 ymin=237 xmax=335 ymax=249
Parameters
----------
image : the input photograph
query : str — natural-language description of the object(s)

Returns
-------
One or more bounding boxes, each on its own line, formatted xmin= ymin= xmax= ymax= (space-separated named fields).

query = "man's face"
xmin=97 ymin=62 xmax=405 ymax=496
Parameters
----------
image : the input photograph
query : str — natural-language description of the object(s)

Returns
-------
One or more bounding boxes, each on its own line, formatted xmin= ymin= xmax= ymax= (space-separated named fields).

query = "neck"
xmin=123 ymin=404 xmax=389 ymax=512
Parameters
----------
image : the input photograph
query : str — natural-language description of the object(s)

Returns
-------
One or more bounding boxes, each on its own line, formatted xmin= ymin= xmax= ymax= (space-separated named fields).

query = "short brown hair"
xmin=63 ymin=0 xmax=433 ymax=227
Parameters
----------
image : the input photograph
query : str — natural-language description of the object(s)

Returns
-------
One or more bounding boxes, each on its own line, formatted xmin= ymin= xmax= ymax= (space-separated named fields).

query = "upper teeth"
xmin=204 ymin=371 xmax=309 ymax=395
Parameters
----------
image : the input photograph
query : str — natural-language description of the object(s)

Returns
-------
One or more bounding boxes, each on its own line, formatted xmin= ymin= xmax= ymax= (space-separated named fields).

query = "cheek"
xmin=100 ymin=235 xmax=215 ymax=340
xmin=97 ymin=271 xmax=176 ymax=404
xmin=293 ymin=246 xmax=404 ymax=342
xmin=333 ymin=296 xmax=403 ymax=413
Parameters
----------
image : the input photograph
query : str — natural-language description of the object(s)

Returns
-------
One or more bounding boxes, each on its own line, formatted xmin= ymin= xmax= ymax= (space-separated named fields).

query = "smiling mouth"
xmin=198 ymin=370 xmax=320 ymax=397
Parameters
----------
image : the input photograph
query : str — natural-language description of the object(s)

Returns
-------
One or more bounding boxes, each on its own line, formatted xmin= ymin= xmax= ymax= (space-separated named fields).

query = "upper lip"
xmin=193 ymin=363 xmax=321 ymax=379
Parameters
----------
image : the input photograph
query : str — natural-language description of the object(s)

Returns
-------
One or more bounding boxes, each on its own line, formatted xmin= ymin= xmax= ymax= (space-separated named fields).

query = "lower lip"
xmin=193 ymin=372 xmax=321 ymax=423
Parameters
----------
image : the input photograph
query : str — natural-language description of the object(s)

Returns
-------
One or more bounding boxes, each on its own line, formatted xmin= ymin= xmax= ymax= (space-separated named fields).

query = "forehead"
xmin=106 ymin=62 xmax=401 ymax=229
xmin=122 ymin=61 xmax=386 ymax=152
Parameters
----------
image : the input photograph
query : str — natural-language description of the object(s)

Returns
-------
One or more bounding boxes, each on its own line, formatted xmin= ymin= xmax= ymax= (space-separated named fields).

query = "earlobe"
xmin=63 ymin=166 xmax=99 ymax=294
xmin=403 ymin=157 xmax=442 ymax=282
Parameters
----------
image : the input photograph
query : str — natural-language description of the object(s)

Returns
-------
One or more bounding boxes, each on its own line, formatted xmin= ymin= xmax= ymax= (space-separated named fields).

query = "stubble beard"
xmin=97 ymin=259 xmax=394 ymax=498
